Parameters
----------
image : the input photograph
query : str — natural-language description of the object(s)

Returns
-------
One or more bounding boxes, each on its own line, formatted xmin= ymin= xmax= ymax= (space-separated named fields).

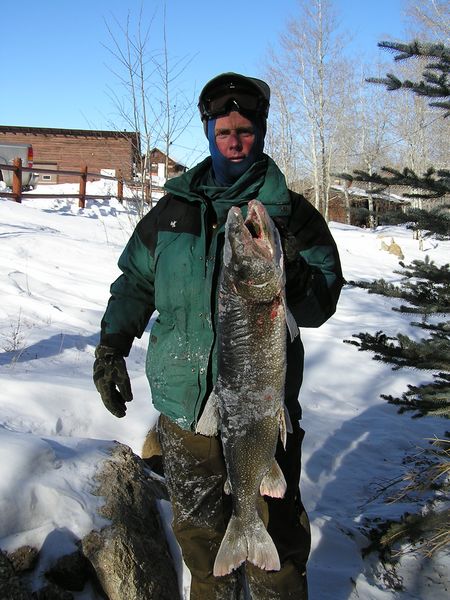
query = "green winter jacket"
xmin=100 ymin=155 xmax=344 ymax=429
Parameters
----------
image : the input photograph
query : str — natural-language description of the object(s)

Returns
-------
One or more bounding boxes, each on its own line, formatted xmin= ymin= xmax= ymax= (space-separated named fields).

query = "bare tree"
xmin=104 ymin=4 xmax=195 ymax=217
xmin=405 ymin=0 xmax=450 ymax=42
xmin=355 ymin=66 xmax=396 ymax=227
xmin=104 ymin=7 xmax=158 ymax=215
xmin=264 ymin=59 xmax=300 ymax=190
xmin=151 ymin=3 xmax=197 ymax=181
xmin=265 ymin=0 xmax=352 ymax=220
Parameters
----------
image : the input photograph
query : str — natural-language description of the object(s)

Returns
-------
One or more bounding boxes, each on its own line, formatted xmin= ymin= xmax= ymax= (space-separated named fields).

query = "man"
xmin=94 ymin=72 xmax=344 ymax=599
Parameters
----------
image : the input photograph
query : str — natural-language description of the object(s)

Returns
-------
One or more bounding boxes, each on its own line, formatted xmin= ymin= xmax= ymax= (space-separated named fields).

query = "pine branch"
xmin=348 ymin=166 xmax=450 ymax=199
xmin=367 ymin=72 xmax=449 ymax=99
xmin=363 ymin=437 xmax=450 ymax=562
xmin=395 ymin=257 xmax=450 ymax=284
xmin=344 ymin=330 xmax=450 ymax=370
xmin=412 ymin=321 xmax=450 ymax=335
xmin=381 ymin=373 xmax=450 ymax=418
xmin=348 ymin=258 xmax=450 ymax=313
xmin=367 ymin=41 xmax=450 ymax=117
xmin=380 ymin=206 xmax=450 ymax=239
xmin=377 ymin=41 xmax=450 ymax=63
xmin=431 ymin=100 xmax=450 ymax=112
xmin=339 ymin=39 xmax=450 ymax=205
xmin=372 ymin=509 xmax=450 ymax=559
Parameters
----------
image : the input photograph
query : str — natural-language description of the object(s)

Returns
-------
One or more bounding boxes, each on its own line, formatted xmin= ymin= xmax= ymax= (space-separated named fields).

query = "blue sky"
xmin=1 ymin=0 xmax=409 ymax=165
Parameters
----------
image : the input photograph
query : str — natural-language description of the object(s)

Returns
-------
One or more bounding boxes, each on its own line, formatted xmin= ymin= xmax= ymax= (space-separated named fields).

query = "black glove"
xmin=93 ymin=345 xmax=133 ymax=417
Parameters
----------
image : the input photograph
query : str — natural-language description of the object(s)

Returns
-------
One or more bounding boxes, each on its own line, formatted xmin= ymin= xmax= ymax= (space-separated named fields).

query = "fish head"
xmin=223 ymin=200 xmax=284 ymax=302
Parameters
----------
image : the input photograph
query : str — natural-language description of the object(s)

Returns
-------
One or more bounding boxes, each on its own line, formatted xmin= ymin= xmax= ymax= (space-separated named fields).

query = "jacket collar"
xmin=164 ymin=154 xmax=291 ymax=223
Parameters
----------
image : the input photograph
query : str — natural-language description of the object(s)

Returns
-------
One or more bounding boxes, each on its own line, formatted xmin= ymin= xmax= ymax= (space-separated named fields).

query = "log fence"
xmin=0 ymin=158 xmax=134 ymax=208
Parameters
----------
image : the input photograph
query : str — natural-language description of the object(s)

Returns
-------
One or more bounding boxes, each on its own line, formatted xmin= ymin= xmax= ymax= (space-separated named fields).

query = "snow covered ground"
xmin=0 ymin=182 xmax=448 ymax=599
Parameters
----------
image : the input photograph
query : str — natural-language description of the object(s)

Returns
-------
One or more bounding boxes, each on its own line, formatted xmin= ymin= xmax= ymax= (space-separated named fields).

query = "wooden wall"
xmin=0 ymin=128 xmax=137 ymax=183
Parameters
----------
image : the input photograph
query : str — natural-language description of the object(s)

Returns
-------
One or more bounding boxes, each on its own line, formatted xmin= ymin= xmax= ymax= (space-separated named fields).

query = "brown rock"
xmin=81 ymin=442 xmax=180 ymax=600
xmin=7 ymin=546 xmax=39 ymax=574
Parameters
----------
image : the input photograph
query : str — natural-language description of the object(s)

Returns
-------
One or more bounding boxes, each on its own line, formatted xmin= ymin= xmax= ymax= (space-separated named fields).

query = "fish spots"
xmin=270 ymin=298 xmax=282 ymax=321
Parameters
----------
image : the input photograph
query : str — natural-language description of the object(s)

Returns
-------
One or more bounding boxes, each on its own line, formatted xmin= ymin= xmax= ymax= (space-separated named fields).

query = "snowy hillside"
xmin=0 ymin=185 xmax=448 ymax=599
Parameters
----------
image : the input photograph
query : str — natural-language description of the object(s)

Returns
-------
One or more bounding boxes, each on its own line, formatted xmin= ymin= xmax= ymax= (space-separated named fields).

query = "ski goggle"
xmin=198 ymin=81 xmax=270 ymax=121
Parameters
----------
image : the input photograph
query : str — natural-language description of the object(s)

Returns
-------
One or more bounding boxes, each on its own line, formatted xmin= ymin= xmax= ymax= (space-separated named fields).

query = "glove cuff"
xmin=95 ymin=344 xmax=124 ymax=361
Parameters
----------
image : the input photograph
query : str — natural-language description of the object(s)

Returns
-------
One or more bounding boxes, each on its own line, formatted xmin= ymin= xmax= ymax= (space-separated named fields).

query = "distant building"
xmin=0 ymin=126 xmax=187 ymax=192
xmin=321 ymin=180 xmax=410 ymax=226
xmin=148 ymin=147 xmax=186 ymax=189
xmin=0 ymin=125 xmax=139 ymax=184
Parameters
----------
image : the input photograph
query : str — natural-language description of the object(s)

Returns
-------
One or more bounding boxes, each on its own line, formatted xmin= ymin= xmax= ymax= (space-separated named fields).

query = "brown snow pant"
xmin=158 ymin=414 xmax=310 ymax=600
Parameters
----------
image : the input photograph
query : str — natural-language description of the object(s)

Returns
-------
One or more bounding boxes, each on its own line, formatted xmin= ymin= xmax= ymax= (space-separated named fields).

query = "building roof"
xmin=0 ymin=125 xmax=138 ymax=139
xmin=331 ymin=184 xmax=409 ymax=205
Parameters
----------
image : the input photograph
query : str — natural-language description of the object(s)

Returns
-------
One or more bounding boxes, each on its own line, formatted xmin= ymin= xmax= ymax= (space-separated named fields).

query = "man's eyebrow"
xmin=215 ymin=126 xmax=255 ymax=134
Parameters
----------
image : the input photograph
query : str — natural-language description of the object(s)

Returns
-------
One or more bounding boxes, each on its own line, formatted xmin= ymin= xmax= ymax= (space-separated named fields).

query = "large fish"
xmin=196 ymin=199 xmax=297 ymax=577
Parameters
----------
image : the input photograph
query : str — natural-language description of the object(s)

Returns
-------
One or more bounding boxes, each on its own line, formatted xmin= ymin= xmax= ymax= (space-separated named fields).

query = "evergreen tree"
xmin=363 ymin=437 xmax=449 ymax=560
xmin=381 ymin=372 xmax=450 ymax=418
xmin=341 ymin=41 xmax=450 ymax=202
xmin=346 ymin=252 xmax=449 ymax=562
xmin=346 ymin=258 xmax=449 ymax=378
xmin=345 ymin=329 xmax=450 ymax=371
xmin=380 ymin=205 xmax=450 ymax=239
xmin=349 ymin=257 xmax=450 ymax=314
xmin=368 ymin=41 xmax=450 ymax=116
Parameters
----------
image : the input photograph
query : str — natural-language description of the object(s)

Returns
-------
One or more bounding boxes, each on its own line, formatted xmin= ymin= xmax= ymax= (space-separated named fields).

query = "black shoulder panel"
xmin=136 ymin=194 xmax=202 ymax=255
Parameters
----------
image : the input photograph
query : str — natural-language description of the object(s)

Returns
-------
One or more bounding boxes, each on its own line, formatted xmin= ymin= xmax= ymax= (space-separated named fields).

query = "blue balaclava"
xmin=207 ymin=115 xmax=265 ymax=186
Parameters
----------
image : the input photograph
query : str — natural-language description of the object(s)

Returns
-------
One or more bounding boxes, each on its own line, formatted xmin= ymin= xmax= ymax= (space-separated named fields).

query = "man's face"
xmin=214 ymin=111 xmax=255 ymax=162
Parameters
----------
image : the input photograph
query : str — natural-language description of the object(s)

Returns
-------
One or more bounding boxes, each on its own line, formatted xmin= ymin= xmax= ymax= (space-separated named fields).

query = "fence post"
xmin=12 ymin=157 xmax=23 ymax=203
xmin=117 ymin=170 xmax=123 ymax=204
xmin=79 ymin=164 xmax=87 ymax=208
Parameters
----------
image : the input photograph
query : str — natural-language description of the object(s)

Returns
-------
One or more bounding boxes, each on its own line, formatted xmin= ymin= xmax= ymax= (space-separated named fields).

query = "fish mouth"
xmin=244 ymin=200 xmax=274 ymax=258
xmin=224 ymin=201 xmax=283 ymax=298
xmin=224 ymin=201 xmax=277 ymax=267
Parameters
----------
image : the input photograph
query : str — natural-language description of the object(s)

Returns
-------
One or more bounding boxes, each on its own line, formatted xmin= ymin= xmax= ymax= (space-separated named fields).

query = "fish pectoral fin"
xmin=196 ymin=390 xmax=220 ymax=436
xmin=260 ymin=460 xmax=287 ymax=498
xmin=283 ymin=404 xmax=293 ymax=435
xmin=224 ymin=477 xmax=232 ymax=495
xmin=278 ymin=405 xmax=292 ymax=449
xmin=283 ymin=294 xmax=299 ymax=342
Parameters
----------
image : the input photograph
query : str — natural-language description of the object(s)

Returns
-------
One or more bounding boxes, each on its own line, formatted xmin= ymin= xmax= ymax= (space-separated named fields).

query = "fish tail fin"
xmin=247 ymin=519 xmax=281 ymax=572
xmin=213 ymin=516 xmax=281 ymax=576
xmin=196 ymin=390 xmax=220 ymax=436
xmin=260 ymin=460 xmax=287 ymax=498
xmin=213 ymin=516 xmax=247 ymax=576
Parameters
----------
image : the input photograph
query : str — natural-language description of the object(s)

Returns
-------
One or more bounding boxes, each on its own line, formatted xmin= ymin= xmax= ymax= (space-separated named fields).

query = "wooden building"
xmin=0 ymin=125 xmax=140 ymax=184
xmin=149 ymin=147 xmax=186 ymax=181
xmin=327 ymin=183 xmax=410 ymax=226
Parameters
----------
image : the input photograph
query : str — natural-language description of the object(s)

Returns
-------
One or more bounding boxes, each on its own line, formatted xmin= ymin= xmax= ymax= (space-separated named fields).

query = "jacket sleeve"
xmin=284 ymin=192 xmax=344 ymax=328
xmin=100 ymin=211 xmax=157 ymax=356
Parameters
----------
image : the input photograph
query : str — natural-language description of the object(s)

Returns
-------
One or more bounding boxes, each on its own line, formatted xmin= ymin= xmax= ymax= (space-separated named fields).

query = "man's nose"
xmin=228 ymin=132 xmax=242 ymax=148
